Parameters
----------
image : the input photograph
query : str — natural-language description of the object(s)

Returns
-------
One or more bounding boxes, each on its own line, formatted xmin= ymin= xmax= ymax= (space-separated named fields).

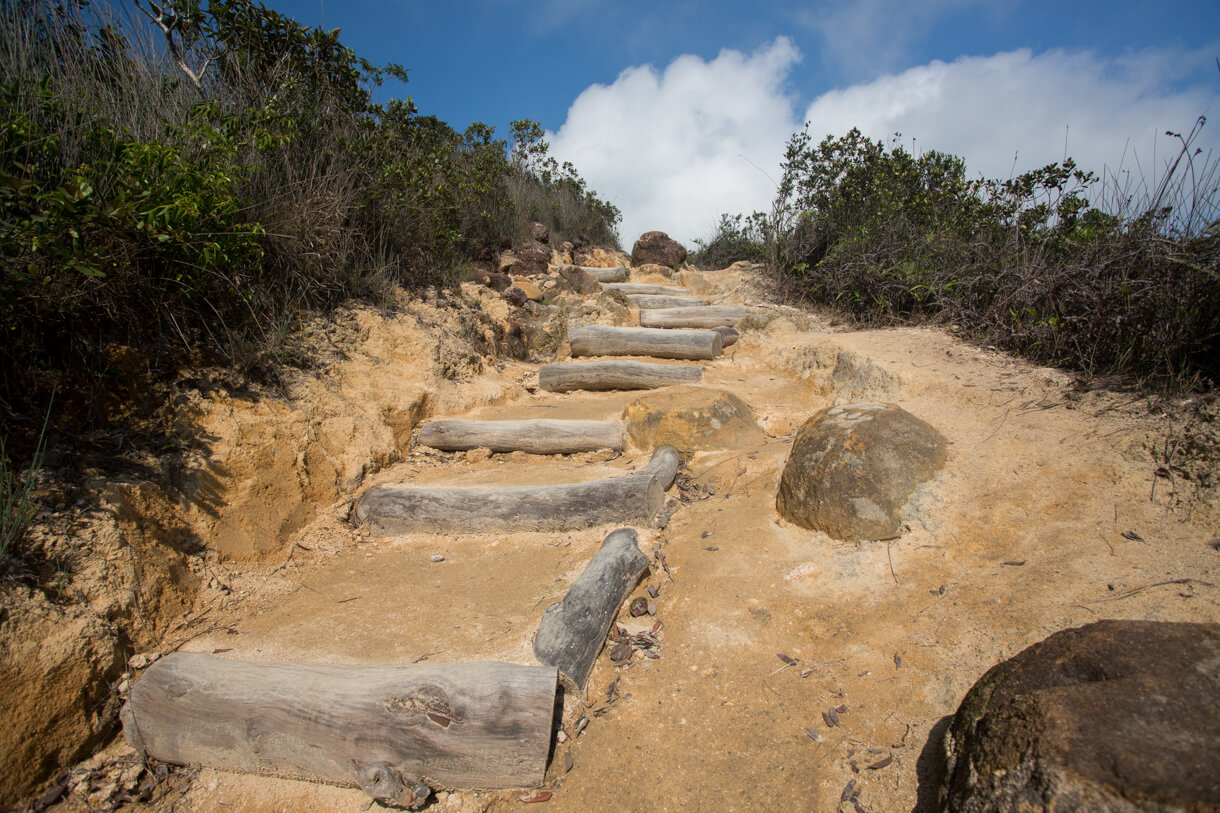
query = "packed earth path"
xmin=66 ymin=254 xmax=1219 ymax=813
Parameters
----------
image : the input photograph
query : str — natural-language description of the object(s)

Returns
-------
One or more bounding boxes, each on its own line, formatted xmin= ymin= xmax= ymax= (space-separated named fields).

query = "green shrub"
xmin=690 ymin=212 xmax=768 ymax=269
xmin=0 ymin=0 xmax=619 ymax=437
xmin=765 ymin=125 xmax=1219 ymax=386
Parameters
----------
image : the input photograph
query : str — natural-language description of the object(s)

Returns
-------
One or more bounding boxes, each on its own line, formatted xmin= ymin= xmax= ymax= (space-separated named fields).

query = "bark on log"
xmin=121 ymin=655 xmax=557 ymax=802
xmin=637 ymin=445 xmax=680 ymax=489
xmin=626 ymin=294 xmax=707 ymax=309
xmin=538 ymin=360 xmax=702 ymax=392
xmin=715 ymin=326 xmax=740 ymax=347
xmin=640 ymin=306 xmax=748 ymax=329
xmin=533 ymin=528 xmax=650 ymax=690
xmin=417 ymin=419 xmax=622 ymax=454
xmin=603 ymin=283 xmax=691 ymax=296
xmin=355 ymin=446 xmax=678 ymax=534
xmin=580 ymin=266 xmax=629 ymax=282
xmin=568 ymin=325 xmax=722 ymax=361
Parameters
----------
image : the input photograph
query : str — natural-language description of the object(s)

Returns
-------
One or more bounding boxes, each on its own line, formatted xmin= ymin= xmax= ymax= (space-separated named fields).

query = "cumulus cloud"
xmin=802 ymin=48 xmax=1219 ymax=191
xmin=548 ymin=37 xmax=801 ymax=246
xmin=550 ymin=39 xmax=1220 ymax=247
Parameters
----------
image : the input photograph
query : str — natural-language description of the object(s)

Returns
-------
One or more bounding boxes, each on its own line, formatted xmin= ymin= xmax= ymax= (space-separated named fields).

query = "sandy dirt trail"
xmin=95 ymin=266 xmax=1219 ymax=813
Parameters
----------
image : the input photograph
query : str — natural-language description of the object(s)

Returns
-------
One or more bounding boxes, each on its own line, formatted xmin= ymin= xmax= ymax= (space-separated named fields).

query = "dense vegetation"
xmin=693 ymin=124 xmax=1219 ymax=388
xmin=0 ymin=0 xmax=620 ymax=443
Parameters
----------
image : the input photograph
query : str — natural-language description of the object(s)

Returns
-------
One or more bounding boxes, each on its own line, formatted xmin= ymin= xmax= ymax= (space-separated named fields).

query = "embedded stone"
xmin=623 ymin=386 xmax=764 ymax=453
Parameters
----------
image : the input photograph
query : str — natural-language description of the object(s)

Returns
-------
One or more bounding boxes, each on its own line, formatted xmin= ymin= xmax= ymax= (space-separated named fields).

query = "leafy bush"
xmin=689 ymin=212 xmax=769 ymax=269
xmin=0 ymin=0 xmax=619 ymax=445
xmin=766 ymin=125 xmax=1220 ymax=387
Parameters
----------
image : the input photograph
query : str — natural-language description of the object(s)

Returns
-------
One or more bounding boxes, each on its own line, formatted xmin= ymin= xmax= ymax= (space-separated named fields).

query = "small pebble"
xmin=430 ymin=555 xmax=445 ymax=563
xmin=701 ymin=530 xmax=712 ymax=538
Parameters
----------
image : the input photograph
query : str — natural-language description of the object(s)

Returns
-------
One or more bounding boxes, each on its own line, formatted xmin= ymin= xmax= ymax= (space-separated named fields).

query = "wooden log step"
xmin=122 ymin=655 xmax=557 ymax=804
xmin=640 ymin=306 xmax=748 ymax=329
xmin=602 ymin=283 xmax=691 ymax=296
xmin=637 ymin=445 xmax=680 ymax=489
xmin=355 ymin=446 xmax=679 ymax=534
xmin=626 ymin=294 xmax=707 ymax=309
xmin=417 ymin=419 xmax=622 ymax=454
xmin=538 ymin=360 xmax=701 ymax=392
xmin=568 ymin=325 xmax=722 ymax=361
xmin=533 ymin=528 xmax=650 ymax=690
xmin=579 ymin=265 xmax=629 ymax=282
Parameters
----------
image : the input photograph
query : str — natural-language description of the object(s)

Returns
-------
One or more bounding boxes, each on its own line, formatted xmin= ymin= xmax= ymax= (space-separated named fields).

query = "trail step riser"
xmin=569 ymin=325 xmax=722 ymax=361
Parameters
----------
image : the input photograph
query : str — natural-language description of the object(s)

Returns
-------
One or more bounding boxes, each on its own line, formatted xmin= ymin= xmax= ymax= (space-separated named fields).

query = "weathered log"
xmin=121 ymin=655 xmax=557 ymax=802
xmin=568 ymin=325 xmax=722 ymax=361
xmin=580 ymin=265 xmax=629 ymax=282
xmin=355 ymin=446 xmax=679 ymax=534
xmin=533 ymin=528 xmax=650 ymax=690
xmin=626 ymin=294 xmax=707 ymax=309
xmin=538 ymin=360 xmax=702 ymax=392
xmin=417 ymin=419 xmax=622 ymax=454
xmin=637 ymin=445 xmax=680 ymax=489
xmin=640 ymin=306 xmax=748 ymax=329
xmin=603 ymin=283 xmax=691 ymax=296
xmin=715 ymin=326 xmax=740 ymax=347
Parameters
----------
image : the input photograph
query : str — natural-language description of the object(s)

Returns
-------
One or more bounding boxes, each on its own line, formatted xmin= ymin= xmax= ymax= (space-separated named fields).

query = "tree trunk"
xmin=533 ymin=528 xmax=650 ymax=690
xmin=640 ymin=306 xmax=748 ymax=329
xmin=538 ymin=360 xmax=702 ymax=392
xmin=355 ymin=446 xmax=679 ymax=534
xmin=417 ymin=419 xmax=622 ymax=454
xmin=626 ymin=294 xmax=707 ymax=309
xmin=637 ymin=445 xmax=680 ymax=489
xmin=603 ymin=283 xmax=691 ymax=296
xmin=580 ymin=266 xmax=629 ymax=282
xmin=122 ymin=655 xmax=557 ymax=803
xmin=568 ymin=325 xmax=722 ymax=360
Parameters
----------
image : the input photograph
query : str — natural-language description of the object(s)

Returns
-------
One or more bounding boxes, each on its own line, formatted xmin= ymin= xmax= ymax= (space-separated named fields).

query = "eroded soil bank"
xmin=5 ymin=260 xmax=1219 ymax=812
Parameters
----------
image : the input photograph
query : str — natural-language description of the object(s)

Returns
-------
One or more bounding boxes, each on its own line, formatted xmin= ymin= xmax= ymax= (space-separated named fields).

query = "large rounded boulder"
xmin=775 ymin=403 xmax=946 ymax=539
xmin=631 ymin=231 xmax=687 ymax=268
xmin=942 ymin=620 xmax=1220 ymax=811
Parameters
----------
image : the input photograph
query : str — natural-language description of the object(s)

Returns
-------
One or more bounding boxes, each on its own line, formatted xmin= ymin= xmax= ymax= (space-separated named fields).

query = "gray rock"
xmin=631 ymin=231 xmax=687 ymax=268
xmin=775 ymin=403 xmax=946 ymax=539
xmin=529 ymin=221 xmax=549 ymax=244
xmin=941 ymin=620 xmax=1220 ymax=812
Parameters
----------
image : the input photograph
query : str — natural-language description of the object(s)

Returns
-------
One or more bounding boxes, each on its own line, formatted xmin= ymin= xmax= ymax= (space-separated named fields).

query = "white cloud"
xmin=551 ymin=40 xmax=1220 ymax=248
xmin=548 ymin=37 xmax=801 ymax=246
xmin=801 ymin=48 xmax=1219 ymax=192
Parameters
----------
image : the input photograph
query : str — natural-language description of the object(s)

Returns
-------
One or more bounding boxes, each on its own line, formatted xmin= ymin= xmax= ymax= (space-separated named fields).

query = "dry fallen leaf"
xmin=777 ymin=653 xmax=797 ymax=665
xmin=519 ymin=791 xmax=552 ymax=803
xmin=867 ymin=754 xmax=893 ymax=770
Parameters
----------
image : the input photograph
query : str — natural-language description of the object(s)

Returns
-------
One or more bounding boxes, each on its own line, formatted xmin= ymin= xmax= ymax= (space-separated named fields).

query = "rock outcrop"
xmin=942 ymin=620 xmax=1220 ymax=812
xmin=631 ymin=231 xmax=687 ymax=268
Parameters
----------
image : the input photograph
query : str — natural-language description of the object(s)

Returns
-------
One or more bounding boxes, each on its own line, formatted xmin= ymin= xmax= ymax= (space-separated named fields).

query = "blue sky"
xmin=249 ymin=1 xmax=1219 ymax=242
